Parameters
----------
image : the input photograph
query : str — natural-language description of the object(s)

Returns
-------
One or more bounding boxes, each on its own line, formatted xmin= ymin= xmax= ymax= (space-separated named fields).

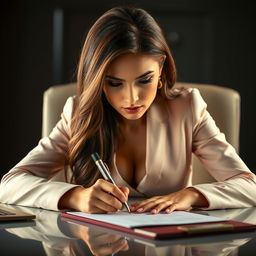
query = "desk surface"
xmin=1 ymin=203 xmax=256 ymax=256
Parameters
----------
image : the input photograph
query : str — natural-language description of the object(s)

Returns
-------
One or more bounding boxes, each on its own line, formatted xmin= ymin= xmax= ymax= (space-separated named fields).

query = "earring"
xmin=158 ymin=78 xmax=163 ymax=89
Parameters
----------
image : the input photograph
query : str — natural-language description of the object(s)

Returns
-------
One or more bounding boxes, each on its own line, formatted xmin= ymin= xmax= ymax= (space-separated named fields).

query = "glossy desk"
xmin=1 ymin=203 xmax=256 ymax=256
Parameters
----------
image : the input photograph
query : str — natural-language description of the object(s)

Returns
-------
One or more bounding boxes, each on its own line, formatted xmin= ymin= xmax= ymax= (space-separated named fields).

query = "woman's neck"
xmin=118 ymin=114 xmax=146 ymax=132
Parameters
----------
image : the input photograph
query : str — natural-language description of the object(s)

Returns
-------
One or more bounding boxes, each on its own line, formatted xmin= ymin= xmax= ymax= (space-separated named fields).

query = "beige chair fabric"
xmin=42 ymin=82 xmax=240 ymax=184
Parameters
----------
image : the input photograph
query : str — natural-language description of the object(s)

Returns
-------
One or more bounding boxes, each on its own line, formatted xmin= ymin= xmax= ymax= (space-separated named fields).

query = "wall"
xmin=1 ymin=0 xmax=255 ymax=175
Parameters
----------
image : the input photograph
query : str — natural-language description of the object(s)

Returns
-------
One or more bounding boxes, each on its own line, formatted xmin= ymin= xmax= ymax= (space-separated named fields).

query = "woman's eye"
xmin=108 ymin=81 xmax=122 ymax=87
xmin=139 ymin=77 xmax=153 ymax=84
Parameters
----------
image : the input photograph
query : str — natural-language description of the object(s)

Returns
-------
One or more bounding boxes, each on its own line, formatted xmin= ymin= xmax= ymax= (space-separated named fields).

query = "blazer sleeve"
xmin=0 ymin=96 xmax=81 ymax=211
xmin=190 ymin=89 xmax=256 ymax=209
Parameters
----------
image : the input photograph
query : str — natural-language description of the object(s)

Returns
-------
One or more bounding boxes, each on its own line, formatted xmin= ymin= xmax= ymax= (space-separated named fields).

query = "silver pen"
xmin=91 ymin=152 xmax=131 ymax=213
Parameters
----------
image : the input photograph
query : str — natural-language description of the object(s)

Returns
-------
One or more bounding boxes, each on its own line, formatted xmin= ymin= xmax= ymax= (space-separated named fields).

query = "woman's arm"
xmin=0 ymin=97 xmax=80 ymax=210
xmin=190 ymin=88 xmax=256 ymax=209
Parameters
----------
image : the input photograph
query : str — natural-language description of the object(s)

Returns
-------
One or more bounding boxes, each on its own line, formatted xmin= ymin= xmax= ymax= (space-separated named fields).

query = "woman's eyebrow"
xmin=106 ymin=70 xmax=154 ymax=81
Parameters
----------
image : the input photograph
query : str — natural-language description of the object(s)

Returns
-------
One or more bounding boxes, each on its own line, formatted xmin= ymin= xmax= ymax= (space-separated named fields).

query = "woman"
xmin=0 ymin=6 xmax=255 ymax=214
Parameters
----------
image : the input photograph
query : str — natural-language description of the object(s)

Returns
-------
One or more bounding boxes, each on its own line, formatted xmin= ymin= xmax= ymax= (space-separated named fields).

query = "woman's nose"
xmin=125 ymin=84 xmax=139 ymax=105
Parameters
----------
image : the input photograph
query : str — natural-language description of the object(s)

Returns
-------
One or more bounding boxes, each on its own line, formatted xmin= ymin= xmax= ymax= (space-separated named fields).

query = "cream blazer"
xmin=1 ymin=88 xmax=256 ymax=211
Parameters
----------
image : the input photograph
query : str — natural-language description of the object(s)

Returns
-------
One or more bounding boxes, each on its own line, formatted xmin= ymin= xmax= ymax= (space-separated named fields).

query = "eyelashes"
xmin=140 ymin=77 xmax=153 ymax=84
xmin=107 ymin=76 xmax=153 ymax=87
xmin=107 ymin=81 xmax=123 ymax=87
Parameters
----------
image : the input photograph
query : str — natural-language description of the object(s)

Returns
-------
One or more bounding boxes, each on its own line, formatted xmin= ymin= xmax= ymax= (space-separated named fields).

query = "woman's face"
xmin=103 ymin=53 xmax=164 ymax=121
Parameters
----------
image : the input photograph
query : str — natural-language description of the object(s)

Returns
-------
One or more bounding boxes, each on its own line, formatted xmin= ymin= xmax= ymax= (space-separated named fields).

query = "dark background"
xmin=1 ymin=0 xmax=255 ymax=176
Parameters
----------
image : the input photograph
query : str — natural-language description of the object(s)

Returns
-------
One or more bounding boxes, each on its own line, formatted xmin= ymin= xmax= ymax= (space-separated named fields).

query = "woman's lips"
xmin=122 ymin=106 xmax=143 ymax=114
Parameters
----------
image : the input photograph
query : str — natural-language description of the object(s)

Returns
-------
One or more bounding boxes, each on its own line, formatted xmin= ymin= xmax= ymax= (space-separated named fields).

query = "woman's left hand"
xmin=130 ymin=187 xmax=209 ymax=214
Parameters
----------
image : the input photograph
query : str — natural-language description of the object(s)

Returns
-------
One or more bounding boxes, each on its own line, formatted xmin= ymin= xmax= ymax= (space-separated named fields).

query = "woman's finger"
xmin=93 ymin=180 xmax=126 ymax=210
xmin=134 ymin=199 xmax=165 ymax=213
xmin=119 ymin=186 xmax=130 ymax=200
xmin=96 ymin=179 xmax=127 ymax=203
xmin=131 ymin=197 xmax=165 ymax=212
xmin=150 ymin=201 xmax=174 ymax=214
xmin=130 ymin=197 xmax=154 ymax=207
xmin=93 ymin=196 xmax=122 ymax=213
xmin=165 ymin=203 xmax=181 ymax=214
xmin=82 ymin=203 xmax=106 ymax=214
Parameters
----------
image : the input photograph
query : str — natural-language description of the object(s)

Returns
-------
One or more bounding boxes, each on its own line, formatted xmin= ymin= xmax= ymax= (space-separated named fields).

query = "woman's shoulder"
xmin=169 ymin=87 xmax=202 ymax=100
xmin=163 ymin=87 xmax=205 ymax=109
xmin=62 ymin=95 xmax=77 ymax=121
xmin=152 ymin=87 xmax=207 ymax=123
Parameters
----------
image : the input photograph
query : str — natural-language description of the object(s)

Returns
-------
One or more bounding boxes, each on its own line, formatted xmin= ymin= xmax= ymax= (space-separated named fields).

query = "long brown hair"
xmin=69 ymin=6 xmax=176 ymax=186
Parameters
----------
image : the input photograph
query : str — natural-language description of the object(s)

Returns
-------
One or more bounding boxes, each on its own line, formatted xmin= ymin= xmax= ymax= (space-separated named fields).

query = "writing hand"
xmin=59 ymin=179 xmax=129 ymax=213
xmin=130 ymin=187 xmax=209 ymax=214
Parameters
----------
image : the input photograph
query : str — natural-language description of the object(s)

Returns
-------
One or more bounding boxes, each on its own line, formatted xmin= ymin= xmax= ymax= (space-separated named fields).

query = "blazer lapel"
xmin=137 ymin=99 xmax=169 ymax=193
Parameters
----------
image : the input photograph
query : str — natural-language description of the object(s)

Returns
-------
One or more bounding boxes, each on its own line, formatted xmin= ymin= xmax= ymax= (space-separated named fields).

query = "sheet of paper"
xmin=67 ymin=211 xmax=226 ymax=228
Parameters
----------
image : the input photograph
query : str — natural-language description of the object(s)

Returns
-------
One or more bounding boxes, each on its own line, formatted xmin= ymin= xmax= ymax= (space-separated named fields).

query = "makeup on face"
xmin=106 ymin=71 xmax=154 ymax=88
xmin=103 ymin=54 xmax=163 ymax=121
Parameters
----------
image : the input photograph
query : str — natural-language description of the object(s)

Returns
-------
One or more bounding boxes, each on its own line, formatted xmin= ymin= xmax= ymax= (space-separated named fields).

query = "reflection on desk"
xmin=1 ymin=203 xmax=256 ymax=256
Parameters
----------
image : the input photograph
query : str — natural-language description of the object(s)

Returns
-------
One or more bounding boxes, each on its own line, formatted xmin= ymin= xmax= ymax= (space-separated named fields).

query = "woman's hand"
xmin=130 ymin=187 xmax=209 ymax=214
xmin=58 ymin=178 xmax=129 ymax=213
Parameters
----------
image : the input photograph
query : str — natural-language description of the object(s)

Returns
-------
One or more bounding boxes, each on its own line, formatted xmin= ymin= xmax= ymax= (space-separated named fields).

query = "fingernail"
xmin=165 ymin=209 xmax=170 ymax=213
xmin=137 ymin=208 xmax=143 ymax=212
xmin=151 ymin=209 xmax=157 ymax=214
xmin=121 ymin=197 xmax=126 ymax=202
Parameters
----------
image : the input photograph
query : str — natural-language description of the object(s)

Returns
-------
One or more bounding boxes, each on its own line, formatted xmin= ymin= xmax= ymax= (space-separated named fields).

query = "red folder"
xmin=60 ymin=212 xmax=256 ymax=240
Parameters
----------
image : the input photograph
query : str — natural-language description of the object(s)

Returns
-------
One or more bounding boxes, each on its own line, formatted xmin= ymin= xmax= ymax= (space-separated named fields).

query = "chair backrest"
xmin=42 ymin=82 xmax=240 ymax=184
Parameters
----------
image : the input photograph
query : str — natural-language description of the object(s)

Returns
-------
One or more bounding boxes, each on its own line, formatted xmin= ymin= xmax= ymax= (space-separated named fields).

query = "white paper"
xmin=67 ymin=211 xmax=226 ymax=228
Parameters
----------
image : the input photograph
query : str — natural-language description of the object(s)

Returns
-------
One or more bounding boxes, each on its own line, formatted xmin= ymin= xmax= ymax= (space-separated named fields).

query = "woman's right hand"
xmin=58 ymin=179 xmax=129 ymax=213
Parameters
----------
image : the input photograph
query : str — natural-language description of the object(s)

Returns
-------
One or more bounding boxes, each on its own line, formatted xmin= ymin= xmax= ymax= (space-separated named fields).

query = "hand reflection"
xmin=70 ymin=224 xmax=129 ymax=256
